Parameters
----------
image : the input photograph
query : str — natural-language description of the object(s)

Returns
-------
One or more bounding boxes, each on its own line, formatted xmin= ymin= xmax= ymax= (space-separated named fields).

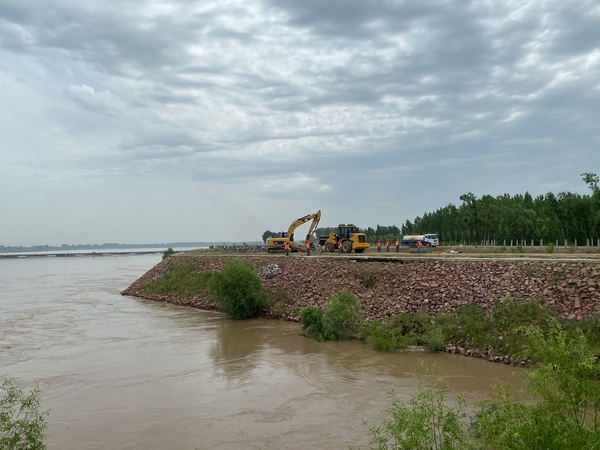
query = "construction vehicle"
xmin=319 ymin=224 xmax=370 ymax=253
xmin=401 ymin=234 xmax=439 ymax=247
xmin=266 ymin=210 xmax=321 ymax=253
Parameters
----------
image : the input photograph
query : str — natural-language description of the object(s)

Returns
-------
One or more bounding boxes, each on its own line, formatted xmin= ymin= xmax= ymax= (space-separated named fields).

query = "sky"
xmin=1 ymin=0 xmax=599 ymax=246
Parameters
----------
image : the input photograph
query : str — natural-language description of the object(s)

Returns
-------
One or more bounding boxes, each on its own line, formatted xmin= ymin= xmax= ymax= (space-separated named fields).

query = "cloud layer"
xmin=1 ymin=0 xmax=599 ymax=245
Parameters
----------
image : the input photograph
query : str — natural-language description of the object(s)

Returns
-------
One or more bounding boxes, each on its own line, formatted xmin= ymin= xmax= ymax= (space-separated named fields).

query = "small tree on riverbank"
xmin=162 ymin=247 xmax=175 ymax=260
xmin=1 ymin=378 xmax=48 ymax=450
xmin=300 ymin=290 xmax=363 ymax=341
xmin=209 ymin=259 xmax=267 ymax=319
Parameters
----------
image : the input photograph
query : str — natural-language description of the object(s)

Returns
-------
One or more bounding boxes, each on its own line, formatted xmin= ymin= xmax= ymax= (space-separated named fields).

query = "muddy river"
xmin=0 ymin=253 xmax=527 ymax=449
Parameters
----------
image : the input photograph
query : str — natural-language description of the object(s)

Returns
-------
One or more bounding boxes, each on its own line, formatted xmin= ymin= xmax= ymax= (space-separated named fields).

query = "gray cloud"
xmin=1 ymin=0 xmax=598 ymax=245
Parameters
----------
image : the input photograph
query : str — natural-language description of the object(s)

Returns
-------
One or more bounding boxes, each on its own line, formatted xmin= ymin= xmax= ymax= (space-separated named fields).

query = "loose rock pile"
xmin=122 ymin=255 xmax=600 ymax=323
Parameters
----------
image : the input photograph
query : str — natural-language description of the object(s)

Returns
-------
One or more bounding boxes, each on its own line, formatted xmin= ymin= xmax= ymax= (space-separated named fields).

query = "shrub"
xmin=322 ymin=290 xmax=364 ymax=340
xmin=473 ymin=320 xmax=600 ymax=449
xmin=209 ymin=259 xmax=267 ymax=319
xmin=162 ymin=247 xmax=175 ymax=260
xmin=1 ymin=378 xmax=48 ymax=450
xmin=300 ymin=306 xmax=325 ymax=342
xmin=368 ymin=324 xmax=600 ymax=450
xmin=546 ymin=242 xmax=555 ymax=253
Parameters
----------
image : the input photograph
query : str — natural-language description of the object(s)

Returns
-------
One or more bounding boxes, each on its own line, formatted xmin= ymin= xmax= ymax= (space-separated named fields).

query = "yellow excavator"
xmin=266 ymin=210 xmax=321 ymax=253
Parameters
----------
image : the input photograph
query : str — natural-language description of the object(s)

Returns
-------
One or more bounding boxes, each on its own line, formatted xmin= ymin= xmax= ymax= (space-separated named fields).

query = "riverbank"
xmin=122 ymin=254 xmax=600 ymax=321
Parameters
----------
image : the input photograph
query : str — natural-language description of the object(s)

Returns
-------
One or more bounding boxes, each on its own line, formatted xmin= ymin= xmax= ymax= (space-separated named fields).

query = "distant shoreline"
xmin=0 ymin=242 xmax=260 ymax=254
xmin=0 ymin=250 xmax=168 ymax=259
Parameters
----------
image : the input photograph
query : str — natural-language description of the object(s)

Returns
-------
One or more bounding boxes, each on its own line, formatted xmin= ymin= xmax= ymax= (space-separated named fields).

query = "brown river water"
xmin=1 ymin=253 xmax=527 ymax=449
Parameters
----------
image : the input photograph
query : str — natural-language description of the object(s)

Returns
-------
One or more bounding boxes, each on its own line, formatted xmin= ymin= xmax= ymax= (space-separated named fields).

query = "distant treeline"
xmin=263 ymin=173 xmax=600 ymax=246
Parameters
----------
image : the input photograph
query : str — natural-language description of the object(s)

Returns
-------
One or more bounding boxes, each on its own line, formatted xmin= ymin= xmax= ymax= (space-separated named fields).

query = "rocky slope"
xmin=122 ymin=254 xmax=600 ymax=321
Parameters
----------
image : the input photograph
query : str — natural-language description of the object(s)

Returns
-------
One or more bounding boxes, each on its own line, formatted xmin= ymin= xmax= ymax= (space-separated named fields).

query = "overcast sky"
xmin=1 ymin=0 xmax=599 ymax=246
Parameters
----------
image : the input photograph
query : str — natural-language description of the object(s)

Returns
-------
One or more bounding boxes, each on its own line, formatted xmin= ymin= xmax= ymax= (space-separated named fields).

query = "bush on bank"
xmin=208 ymin=259 xmax=267 ymax=320
xmin=0 ymin=378 xmax=48 ymax=450
xmin=300 ymin=290 xmax=363 ymax=341
xmin=367 ymin=321 xmax=600 ymax=450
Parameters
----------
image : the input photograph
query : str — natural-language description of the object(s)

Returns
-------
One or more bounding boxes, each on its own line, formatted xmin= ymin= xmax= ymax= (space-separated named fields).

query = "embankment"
xmin=122 ymin=254 xmax=600 ymax=321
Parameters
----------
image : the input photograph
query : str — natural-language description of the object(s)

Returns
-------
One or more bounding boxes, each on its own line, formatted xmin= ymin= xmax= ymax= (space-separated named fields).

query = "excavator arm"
xmin=266 ymin=210 xmax=321 ymax=252
xmin=285 ymin=210 xmax=321 ymax=243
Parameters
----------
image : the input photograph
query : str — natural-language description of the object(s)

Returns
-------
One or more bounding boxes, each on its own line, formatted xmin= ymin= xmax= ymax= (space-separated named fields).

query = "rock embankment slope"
xmin=122 ymin=254 xmax=600 ymax=321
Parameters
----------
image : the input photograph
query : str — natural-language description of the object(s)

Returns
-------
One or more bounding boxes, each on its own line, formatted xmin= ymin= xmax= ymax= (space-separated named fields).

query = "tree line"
xmin=262 ymin=173 xmax=600 ymax=246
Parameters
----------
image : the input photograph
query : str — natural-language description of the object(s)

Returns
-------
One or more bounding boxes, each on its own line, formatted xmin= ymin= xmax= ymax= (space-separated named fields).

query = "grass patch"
xmin=143 ymin=260 xmax=214 ymax=299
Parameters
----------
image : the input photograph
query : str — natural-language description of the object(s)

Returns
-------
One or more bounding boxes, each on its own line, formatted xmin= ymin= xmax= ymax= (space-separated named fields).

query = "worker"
xmin=417 ymin=240 xmax=423 ymax=253
xmin=395 ymin=238 xmax=400 ymax=252
xmin=377 ymin=239 xmax=382 ymax=253
xmin=385 ymin=239 xmax=390 ymax=252
xmin=305 ymin=240 xmax=311 ymax=256
xmin=338 ymin=239 xmax=343 ymax=253
xmin=284 ymin=241 xmax=290 ymax=256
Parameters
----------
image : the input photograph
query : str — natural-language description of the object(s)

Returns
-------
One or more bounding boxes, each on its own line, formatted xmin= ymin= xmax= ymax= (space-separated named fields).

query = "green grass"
xmin=142 ymin=260 xmax=215 ymax=300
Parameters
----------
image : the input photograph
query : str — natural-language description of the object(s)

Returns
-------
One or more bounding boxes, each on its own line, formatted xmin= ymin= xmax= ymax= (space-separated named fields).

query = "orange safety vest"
xmin=395 ymin=239 xmax=399 ymax=246
xmin=305 ymin=241 xmax=310 ymax=249
xmin=417 ymin=240 xmax=423 ymax=247
xmin=377 ymin=240 xmax=381 ymax=248
xmin=386 ymin=240 xmax=390 ymax=247
xmin=284 ymin=242 xmax=290 ymax=250
xmin=338 ymin=240 xmax=343 ymax=248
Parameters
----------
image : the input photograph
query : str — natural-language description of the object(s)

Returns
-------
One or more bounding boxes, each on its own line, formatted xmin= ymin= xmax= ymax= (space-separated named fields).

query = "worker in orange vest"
xmin=395 ymin=238 xmax=400 ymax=252
xmin=305 ymin=240 xmax=311 ymax=256
xmin=417 ymin=240 xmax=423 ymax=253
xmin=284 ymin=241 xmax=290 ymax=256
xmin=338 ymin=239 xmax=343 ymax=253
xmin=385 ymin=239 xmax=390 ymax=252
xmin=377 ymin=239 xmax=381 ymax=253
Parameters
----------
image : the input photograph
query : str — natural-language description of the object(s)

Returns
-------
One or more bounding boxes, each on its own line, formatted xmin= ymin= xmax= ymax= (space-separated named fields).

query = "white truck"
xmin=401 ymin=234 xmax=439 ymax=247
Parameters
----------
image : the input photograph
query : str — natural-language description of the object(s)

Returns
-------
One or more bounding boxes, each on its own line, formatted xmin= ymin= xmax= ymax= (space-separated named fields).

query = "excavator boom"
xmin=266 ymin=210 xmax=321 ymax=252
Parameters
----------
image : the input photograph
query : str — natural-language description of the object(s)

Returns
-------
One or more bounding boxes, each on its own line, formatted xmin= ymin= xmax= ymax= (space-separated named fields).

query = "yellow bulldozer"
xmin=266 ymin=210 xmax=321 ymax=253
xmin=319 ymin=224 xmax=370 ymax=253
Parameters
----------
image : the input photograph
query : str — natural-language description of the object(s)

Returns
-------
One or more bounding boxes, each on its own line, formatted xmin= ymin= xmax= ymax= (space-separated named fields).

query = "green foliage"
xmin=143 ymin=260 xmax=214 ymax=299
xmin=360 ymin=312 xmax=450 ymax=353
xmin=546 ymin=242 xmax=555 ymax=253
xmin=368 ymin=324 xmax=600 ymax=450
xmin=162 ymin=247 xmax=175 ymax=260
xmin=360 ymin=299 xmax=563 ymax=357
xmin=1 ymin=379 xmax=48 ymax=450
xmin=472 ymin=320 xmax=600 ymax=449
xmin=209 ymin=259 xmax=267 ymax=319
xmin=261 ymin=230 xmax=279 ymax=243
xmin=322 ymin=290 xmax=364 ymax=340
xmin=299 ymin=306 xmax=325 ymax=342
xmin=299 ymin=290 xmax=364 ymax=342
xmin=368 ymin=364 xmax=475 ymax=450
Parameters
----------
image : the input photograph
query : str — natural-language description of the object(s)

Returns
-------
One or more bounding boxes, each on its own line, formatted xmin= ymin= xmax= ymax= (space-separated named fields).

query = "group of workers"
xmin=283 ymin=237 xmax=423 ymax=256
xmin=375 ymin=238 xmax=422 ymax=253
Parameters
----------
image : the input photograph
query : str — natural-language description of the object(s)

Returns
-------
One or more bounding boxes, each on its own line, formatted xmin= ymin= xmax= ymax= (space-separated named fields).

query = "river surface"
xmin=0 ymin=254 xmax=528 ymax=449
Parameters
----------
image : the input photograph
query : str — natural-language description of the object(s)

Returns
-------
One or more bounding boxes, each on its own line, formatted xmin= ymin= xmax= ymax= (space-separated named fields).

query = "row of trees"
xmin=413 ymin=172 xmax=600 ymax=246
xmin=263 ymin=173 xmax=600 ymax=246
